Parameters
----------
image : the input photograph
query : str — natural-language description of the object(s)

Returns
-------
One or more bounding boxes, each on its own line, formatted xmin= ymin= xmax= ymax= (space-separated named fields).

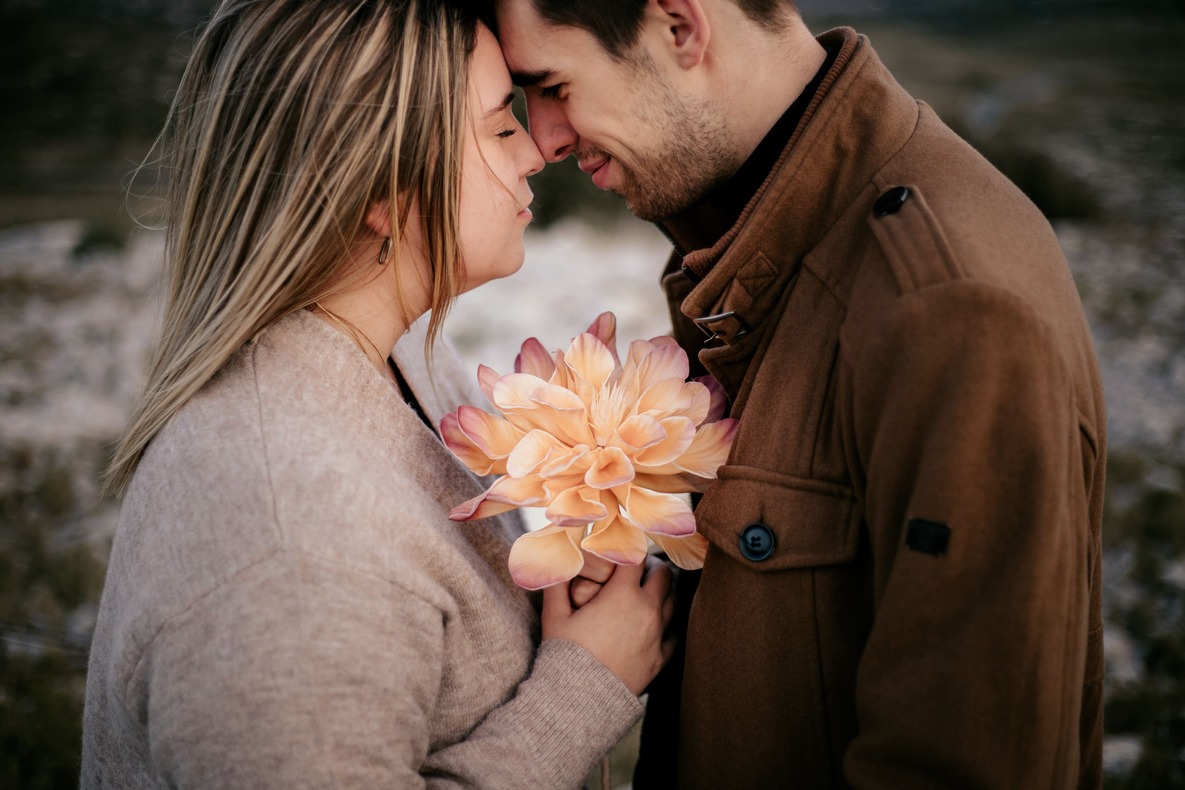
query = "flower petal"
xmin=527 ymin=384 xmax=596 ymax=446
xmin=477 ymin=365 xmax=501 ymax=406
xmin=648 ymin=531 xmax=708 ymax=571
xmin=506 ymin=429 xmax=563 ymax=478
xmin=674 ymin=418 xmax=738 ymax=477
xmin=514 ymin=337 xmax=556 ymax=380
xmin=456 ymin=405 xmax=523 ymax=460
xmin=633 ymin=416 xmax=696 ymax=468
xmin=694 ymin=374 xmax=730 ymax=424
xmin=619 ymin=486 xmax=696 ymax=536
xmin=545 ymin=486 xmax=609 ymax=527
xmin=584 ymin=311 xmax=620 ymax=366
xmin=633 ymin=471 xmax=709 ymax=494
xmin=440 ymin=412 xmax=502 ymax=476
xmin=448 ymin=474 xmax=549 ymax=521
xmin=615 ymin=413 xmax=666 ymax=452
xmin=492 ymin=372 xmax=549 ymax=412
xmin=584 ymin=446 xmax=635 ymax=489
xmin=565 ymin=333 xmax=617 ymax=391
xmin=581 ymin=516 xmax=649 ymax=566
xmin=637 ymin=378 xmax=709 ymax=425
xmin=508 ymin=526 xmax=585 ymax=590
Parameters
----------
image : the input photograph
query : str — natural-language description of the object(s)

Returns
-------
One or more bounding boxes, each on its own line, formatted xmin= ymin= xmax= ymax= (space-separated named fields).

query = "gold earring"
xmin=377 ymin=237 xmax=391 ymax=265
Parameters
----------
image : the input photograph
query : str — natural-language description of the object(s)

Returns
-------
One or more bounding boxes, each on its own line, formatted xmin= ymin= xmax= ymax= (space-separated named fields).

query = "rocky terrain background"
xmin=1 ymin=2 xmax=1182 ymax=787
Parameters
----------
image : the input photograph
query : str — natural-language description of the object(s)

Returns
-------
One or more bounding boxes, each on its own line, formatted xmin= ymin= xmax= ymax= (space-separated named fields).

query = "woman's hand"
xmin=569 ymin=550 xmax=615 ymax=608
xmin=541 ymin=556 xmax=676 ymax=695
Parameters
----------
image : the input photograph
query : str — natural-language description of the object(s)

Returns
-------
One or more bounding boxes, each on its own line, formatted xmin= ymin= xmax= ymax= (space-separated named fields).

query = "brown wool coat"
xmin=659 ymin=28 xmax=1105 ymax=789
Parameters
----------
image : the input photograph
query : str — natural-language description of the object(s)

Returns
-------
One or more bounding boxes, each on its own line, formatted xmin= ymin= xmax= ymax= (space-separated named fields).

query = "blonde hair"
xmin=104 ymin=0 xmax=478 ymax=498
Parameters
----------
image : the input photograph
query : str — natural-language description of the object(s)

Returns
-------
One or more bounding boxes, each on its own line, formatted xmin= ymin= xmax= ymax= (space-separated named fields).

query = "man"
xmin=491 ymin=0 xmax=1105 ymax=786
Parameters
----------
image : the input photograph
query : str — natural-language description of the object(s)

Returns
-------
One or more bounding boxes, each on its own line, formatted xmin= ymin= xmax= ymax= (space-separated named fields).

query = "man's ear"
xmin=364 ymin=200 xmax=394 ymax=238
xmin=653 ymin=0 xmax=711 ymax=70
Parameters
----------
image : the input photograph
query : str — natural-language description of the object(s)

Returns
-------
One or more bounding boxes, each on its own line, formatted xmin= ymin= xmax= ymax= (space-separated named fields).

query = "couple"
xmin=81 ymin=0 xmax=1106 ymax=787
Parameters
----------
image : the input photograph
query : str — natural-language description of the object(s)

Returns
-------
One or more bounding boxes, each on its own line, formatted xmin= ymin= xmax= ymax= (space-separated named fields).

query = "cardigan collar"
xmin=657 ymin=27 xmax=921 ymax=403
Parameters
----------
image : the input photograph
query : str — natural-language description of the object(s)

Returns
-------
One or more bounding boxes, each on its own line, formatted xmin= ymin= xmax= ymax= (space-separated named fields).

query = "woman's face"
xmin=457 ymin=24 xmax=545 ymax=292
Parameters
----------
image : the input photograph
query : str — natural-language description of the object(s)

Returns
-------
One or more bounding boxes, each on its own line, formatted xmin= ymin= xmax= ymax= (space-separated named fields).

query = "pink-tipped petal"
xmin=648 ymin=530 xmax=708 ymax=570
xmin=440 ymin=412 xmax=501 ymax=476
xmin=508 ymin=526 xmax=585 ymax=590
xmin=634 ymin=416 xmax=696 ymax=468
xmin=635 ymin=343 xmax=689 ymax=391
xmin=449 ymin=488 xmax=521 ymax=521
xmin=565 ymin=333 xmax=617 ymax=391
xmin=477 ymin=365 xmax=503 ymax=407
xmin=540 ymin=444 xmax=592 ymax=477
xmin=675 ymin=418 xmax=738 ymax=477
xmin=452 ymin=473 xmax=550 ymax=520
xmin=545 ymin=486 xmax=609 ymax=527
xmin=646 ymin=335 xmax=679 ymax=348
xmin=527 ymin=384 xmax=595 ymax=446
xmin=492 ymin=373 xmax=549 ymax=412
xmin=506 ymin=429 xmax=563 ymax=478
xmin=615 ymin=413 xmax=666 ymax=452
xmin=584 ymin=446 xmax=635 ymax=489
xmin=548 ymin=348 xmax=571 ymax=389
xmin=514 ymin=337 xmax=556 ymax=380
xmin=456 ymin=405 xmax=523 ymax=460
xmin=488 ymin=473 xmax=550 ymax=506
xmin=584 ymin=312 xmax=620 ymax=364
xmin=694 ymin=374 xmax=730 ymax=424
xmin=581 ymin=516 xmax=649 ymax=566
xmin=632 ymin=471 xmax=708 ymax=494
xmin=619 ymin=486 xmax=696 ymax=536
xmin=637 ymin=378 xmax=709 ymax=424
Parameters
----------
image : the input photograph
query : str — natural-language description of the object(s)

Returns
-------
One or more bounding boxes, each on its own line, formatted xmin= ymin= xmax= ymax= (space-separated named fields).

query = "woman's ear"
xmin=364 ymin=200 xmax=394 ymax=238
xmin=653 ymin=0 xmax=711 ymax=70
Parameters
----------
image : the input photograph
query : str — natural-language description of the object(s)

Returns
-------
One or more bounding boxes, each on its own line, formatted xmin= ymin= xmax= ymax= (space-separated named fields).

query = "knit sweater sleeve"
xmin=141 ymin=549 xmax=640 ymax=789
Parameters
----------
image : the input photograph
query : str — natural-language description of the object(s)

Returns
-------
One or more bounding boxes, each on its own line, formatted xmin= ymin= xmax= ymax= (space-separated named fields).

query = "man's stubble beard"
xmin=612 ymin=64 xmax=740 ymax=223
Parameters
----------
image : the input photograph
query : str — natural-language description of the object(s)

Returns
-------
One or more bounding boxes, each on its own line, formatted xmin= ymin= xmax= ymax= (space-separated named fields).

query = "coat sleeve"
xmin=142 ymin=551 xmax=640 ymax=789
xmin=839 ymin=280 xmax=1091 ymax=787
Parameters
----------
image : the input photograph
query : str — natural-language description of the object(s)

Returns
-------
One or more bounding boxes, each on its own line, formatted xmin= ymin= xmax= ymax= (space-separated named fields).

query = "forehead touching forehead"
xmin=495 ymin=0 xmax=635 ymax=79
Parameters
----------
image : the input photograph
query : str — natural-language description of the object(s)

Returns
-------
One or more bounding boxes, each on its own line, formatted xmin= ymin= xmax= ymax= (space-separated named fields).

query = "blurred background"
xmin=1 ymin=0 xmax=1183 ymax=786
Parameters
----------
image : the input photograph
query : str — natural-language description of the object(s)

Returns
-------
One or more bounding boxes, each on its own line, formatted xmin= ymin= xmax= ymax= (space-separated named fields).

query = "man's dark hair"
xmin=531 ymin=0 xmax=796 ymax=59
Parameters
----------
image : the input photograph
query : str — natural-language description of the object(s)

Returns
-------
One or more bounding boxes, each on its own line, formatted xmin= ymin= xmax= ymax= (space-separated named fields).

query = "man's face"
xmin=496 ymin=0 xmax=739 ymax=222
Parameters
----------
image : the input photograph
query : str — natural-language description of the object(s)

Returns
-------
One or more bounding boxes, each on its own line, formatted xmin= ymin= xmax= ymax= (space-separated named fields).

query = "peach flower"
xmin=443 ymin=312 xmax=737 ymax=590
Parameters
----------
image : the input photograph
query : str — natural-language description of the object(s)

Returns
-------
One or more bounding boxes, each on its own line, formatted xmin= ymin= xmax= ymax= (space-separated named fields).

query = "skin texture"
xmin=495 ymin=0 xmax=824 ymax=221
xmin=496 ymin=0 xmax=740 ymax=220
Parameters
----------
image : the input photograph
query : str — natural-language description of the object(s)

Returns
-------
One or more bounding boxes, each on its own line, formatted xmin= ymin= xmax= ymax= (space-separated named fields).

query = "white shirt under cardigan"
xmin=81 ymin=310 xmax=641 ymax=788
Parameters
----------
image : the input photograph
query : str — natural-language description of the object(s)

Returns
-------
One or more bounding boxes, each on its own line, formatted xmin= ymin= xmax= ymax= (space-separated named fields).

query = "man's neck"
xmin=719 ymin=17 xmax=826 ymax=169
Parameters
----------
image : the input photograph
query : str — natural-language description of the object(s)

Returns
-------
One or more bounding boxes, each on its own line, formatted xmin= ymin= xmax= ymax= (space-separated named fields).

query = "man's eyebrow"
xmin=483 ymin=91 xmax=516 ymax=119
xmin=511 ymin=69 xmax=555 ymax=88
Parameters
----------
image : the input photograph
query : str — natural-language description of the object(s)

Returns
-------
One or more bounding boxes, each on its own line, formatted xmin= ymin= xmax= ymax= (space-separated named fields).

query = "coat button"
xmin=873 ymin=186 xmax=911 ymax=217
xmin=739 ymin=522 xmax=776 ymax=562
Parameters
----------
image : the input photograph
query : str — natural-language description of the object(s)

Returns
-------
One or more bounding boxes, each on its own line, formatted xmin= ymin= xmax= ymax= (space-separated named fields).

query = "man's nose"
xmin=525 ymin=97 xmax=577 ymax=163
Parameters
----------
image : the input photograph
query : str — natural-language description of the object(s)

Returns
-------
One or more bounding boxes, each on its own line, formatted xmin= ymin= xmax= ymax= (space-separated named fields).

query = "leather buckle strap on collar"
xmin=693 ymin=311 xmax=752 ymax=347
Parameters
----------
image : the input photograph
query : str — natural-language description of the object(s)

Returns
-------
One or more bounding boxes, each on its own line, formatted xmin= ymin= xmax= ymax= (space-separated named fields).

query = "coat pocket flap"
xmin=696 ymin=465 xmax=860 ymax=570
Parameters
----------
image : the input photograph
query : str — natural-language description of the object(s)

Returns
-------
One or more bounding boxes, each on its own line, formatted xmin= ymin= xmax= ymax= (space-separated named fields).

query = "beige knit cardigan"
xmin=81 ymin=310 xmax=642 ymax=788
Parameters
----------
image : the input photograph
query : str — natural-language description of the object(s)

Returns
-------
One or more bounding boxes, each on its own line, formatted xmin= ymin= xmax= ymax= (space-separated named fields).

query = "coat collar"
xmin=658 ymin=27 xmax=920 ymax=403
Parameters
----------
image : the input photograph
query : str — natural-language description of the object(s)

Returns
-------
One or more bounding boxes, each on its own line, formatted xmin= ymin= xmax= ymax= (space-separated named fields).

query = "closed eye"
xmin=539 ymin=84 xmax=563 ymax=100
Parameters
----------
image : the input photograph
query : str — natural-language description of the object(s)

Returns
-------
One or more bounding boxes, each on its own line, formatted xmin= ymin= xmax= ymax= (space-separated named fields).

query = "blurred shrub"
xmin=72 ymin=221 xmax=128 ymax=259
xmin=0 ymin=445 xmax=106 ymax=789
xmin=1102 ymin=452 xmax=1185 ymax=788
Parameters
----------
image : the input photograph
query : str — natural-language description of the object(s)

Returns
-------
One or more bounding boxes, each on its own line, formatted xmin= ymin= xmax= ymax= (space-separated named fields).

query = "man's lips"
xmin=579 ymin=157 xmax=611 ymax=190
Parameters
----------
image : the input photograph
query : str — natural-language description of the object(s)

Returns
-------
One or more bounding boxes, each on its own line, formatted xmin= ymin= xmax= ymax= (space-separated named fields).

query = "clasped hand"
xmin=541 ymin=552 xmax=675 ymax=696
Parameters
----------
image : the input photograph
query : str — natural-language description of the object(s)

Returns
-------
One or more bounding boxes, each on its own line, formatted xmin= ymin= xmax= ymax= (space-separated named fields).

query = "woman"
xmin=81 ymin=1 xmax=673 ymax=786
